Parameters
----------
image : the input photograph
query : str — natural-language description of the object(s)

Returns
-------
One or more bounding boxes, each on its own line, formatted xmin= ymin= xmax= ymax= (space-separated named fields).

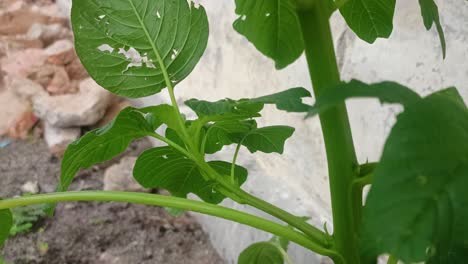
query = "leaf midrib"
xmin=127 ymin=0 xmax=174 ymax=90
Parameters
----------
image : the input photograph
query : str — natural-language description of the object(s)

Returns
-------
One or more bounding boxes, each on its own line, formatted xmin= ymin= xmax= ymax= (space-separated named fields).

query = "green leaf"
xmin=233 ymin=0 xmax=303 ymax=69
xmin=59 ymin=106 xmax=173 ymax=192
xmin=10 ymin=203 xmax=47 ymax=236
xmin=242 ymin=126 xmax=295 ymax=154
xmin=203 ymin=121 xmax=294 ymax=155
xmin=204 ymin=120 xmax=257 ymax=154
xmin=418 ymin=0 xmax=447 ymax=58
xmin=238 ymin=242 xmax=284 ymax=264
xmin=249 ymin=87 xmax=312 ymax=112
xmin=361 ymin=88 xmax=468 ymax=262
xmin=185 ymin=98 xmax=263 ymax=120
xmin=186 ymin=87 xmax=312 ymax=119
xmin=72 ymin=0 xmax=208 ymax=98
xmin=340 ymin=0 xmax=396 ymax=43
xmin=133 ymin=147 xmax=248 ymax=204
xmin=307 ymin=80 xmax=421 ymax=117
xmin=0 ymin=208 xmax=13 ymax=247
xmin=428 ymin=246 xmax=468 ymax=264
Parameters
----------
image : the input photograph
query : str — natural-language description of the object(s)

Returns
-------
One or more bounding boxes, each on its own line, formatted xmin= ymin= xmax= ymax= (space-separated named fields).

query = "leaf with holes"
xmin=419 ymin=0 xmax=446 ymax=58
xmin=133 ymin=147 xmax=248 ymax=204
xmin=59 ymin=105 xmax=174 ymax=193
xmin=307 ymin=79 xmax=421 ymax=117
xmin=361 ymin=88 xmax=468 ymax=262
xmin=233 ymin=0 xmax=304 ymax=69
xmin=0 ymin=208 xmax=12 ymax=247
xmin=72 ymin=0 xmax=208 ymax=98
xmin=340 ymin=0 xmax=396 ymax=43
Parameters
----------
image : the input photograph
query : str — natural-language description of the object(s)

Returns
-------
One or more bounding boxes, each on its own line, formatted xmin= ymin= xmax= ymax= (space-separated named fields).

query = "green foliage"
xmin=238 ymin=242 xmax=285 ymax=264
xmin=10 ymin=203 xmax=47 ymax=236
xmin=233 ymin=0 xmax=303 ymax=69
xmin=339 ymin=0 xmax=396 ymax=43
xmin=185 ymin=87 xmax=312 ymax=118
xmin=1 ymin=1 xmax=465 ymax=264
xmin=0 ymin=208 xmax=12 ymax=247
xmin=307 ymin=80 xmax=421 ymax=117
xmin=59 ymin=106 xmax=174 ymax=193
xmin=418 ymin=0 xmax=446 ymax=58
xmin=241 ymin=126 xmax=295 ymax=154
xmin=72 ymin=0 xmax=208 ymax=98
xmin=238 ymin=234 xmax=291 ymax=264
xmin=133 ymin=147 xmax=247 ymax=203
xmin=361 ymin=88 xmax=468 ymax=262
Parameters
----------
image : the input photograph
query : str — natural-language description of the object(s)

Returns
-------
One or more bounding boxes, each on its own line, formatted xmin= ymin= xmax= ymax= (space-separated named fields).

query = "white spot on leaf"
xmin=241 ymin=15 xmax=247 ymax=21
xmin=171 ymin=49 xmax=179 ymax=60
xmin=98 ymin=15 xmax=106 ymax=19
xmin=97 ymin=44 xmax=114 ymax=53
xmin=265 ymin=13 xmax=270 ymax=17
xmin=118 ymin=47 xmax=156 ymax=71
xmin=156 ymin=11 xmax=161 ymax=19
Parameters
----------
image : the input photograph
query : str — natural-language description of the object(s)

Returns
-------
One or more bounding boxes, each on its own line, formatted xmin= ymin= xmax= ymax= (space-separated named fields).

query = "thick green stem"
xmin=297 ymin=2 xmax=361 ymax=264
xmin=0 ymin=191 xmax=340 ymax=260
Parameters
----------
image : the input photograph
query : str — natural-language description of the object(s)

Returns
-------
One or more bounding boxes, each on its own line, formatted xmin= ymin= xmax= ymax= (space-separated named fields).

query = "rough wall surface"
xmin=58 ymin=0 xmax=468 ymax=263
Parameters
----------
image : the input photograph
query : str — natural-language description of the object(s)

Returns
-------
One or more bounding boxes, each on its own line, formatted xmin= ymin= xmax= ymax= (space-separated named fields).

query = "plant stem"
xmin=230 ymin=143 xmax=242 ymax=184
xmin=387 ymin=255 xmax=398 ymax=264
xmin=0 ymin=191 xmax=340 ymax=260
xmin=195 ymin=159 xmax=331 ymax=247
xmin=297 ymin=2 xmax=361 ymax=263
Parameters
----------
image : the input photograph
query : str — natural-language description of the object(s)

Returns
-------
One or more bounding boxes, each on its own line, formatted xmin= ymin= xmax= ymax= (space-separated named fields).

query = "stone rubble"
xmin=103 ymin=157 xmax=148 ymax=193
xmin=0 ymin=0 xmax=132 ymax=157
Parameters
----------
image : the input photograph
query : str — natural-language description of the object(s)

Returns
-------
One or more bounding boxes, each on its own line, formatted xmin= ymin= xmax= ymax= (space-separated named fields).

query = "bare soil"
xmin=0 ymin=138 xmax=224 ymax=264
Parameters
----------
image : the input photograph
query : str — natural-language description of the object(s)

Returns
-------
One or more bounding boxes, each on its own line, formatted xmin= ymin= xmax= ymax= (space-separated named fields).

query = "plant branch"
xmin=0 ymin=191 xmax=341 ymax=260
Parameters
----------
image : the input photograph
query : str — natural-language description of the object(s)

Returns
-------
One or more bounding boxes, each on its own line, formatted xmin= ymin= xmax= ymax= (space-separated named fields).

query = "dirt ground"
xmin=0 ymin=138 xmax=225 ymax=264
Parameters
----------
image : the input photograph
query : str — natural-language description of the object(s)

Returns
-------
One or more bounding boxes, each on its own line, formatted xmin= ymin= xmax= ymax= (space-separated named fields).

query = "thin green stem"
xmin=148 ymin=132 xmax=195 ymax=159
xmin=353 ymin=173 xmax=373 ymax=188
xmin=387 ymin=255 xmax=398 ymax=264
xmin=0 ymin=191 xmax=340 ymax=260
xmin=149 ymin=129 xmax=329 ymax=245
xmin=297 ymin=2 xmax=360 ymax=263
xmin=275 ymin=244 xmax=294 ymax=264
xmin=230 ymin=143 xmax=242 ymax=184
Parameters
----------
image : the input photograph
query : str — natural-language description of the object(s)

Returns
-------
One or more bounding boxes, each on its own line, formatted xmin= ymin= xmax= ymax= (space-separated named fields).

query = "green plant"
xmin=1 ymin=0 xmax=466 ymax=263
xmin=9 ymin=202 xmax=47 ymax=236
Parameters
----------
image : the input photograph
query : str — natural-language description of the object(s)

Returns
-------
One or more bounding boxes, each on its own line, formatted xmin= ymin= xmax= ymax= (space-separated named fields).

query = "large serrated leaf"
xmin=0 ymin=208 xmax=13 ymax=247
xmin=307 ymin=80 xmax=421 ymax=117
xmin=418 ymin=0 xmax=446 ymax=58
xmin=72 ymin=0 xmax=208 ymax=98
xmin=361 ymin=88 xmax=468 ymax=262
xmin=59 ymin=105 xmax=174 ymax=192
xmin=340 ymin=0 xmax=396 ymax=43
xmin=133 ymin=147 xmax=248 ymax=204
xmin=233 ymin=0 xmax=304 ymax=69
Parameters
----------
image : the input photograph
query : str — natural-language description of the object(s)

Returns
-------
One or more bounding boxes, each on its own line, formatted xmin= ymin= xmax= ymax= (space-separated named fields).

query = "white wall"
xmin=59 ymin=0 xmax=468 ymax=263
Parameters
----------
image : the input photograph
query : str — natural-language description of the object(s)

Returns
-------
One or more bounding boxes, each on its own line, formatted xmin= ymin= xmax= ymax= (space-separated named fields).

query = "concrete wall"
xmin=59 ymin=0 xmax=468 ymax=263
